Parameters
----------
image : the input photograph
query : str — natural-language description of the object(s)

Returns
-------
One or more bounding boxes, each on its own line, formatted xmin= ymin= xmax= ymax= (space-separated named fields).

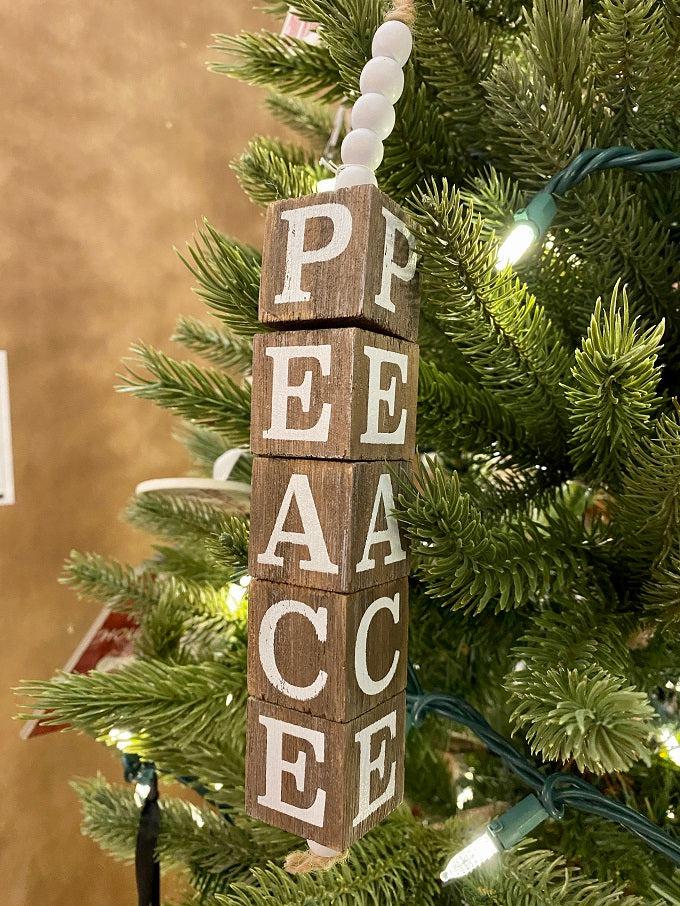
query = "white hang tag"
xmin=135 ymin=448 xmax=251 ymax=511
xmin=0 ymin=352 xmax=15 ymax=507
xmin=212 ymin=448 xmax=246 ymax=481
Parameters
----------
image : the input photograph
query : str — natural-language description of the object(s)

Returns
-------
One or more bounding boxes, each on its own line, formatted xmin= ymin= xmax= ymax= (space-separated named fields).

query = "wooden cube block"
xmin=246 ymin=692 xmax=405 ymax=850
xmin=249 ymin=457 xmax=410 ymax=594
xmin=248 ymin=577 xmax=408 ymax=722
xmin=259 ymin=185 xmax=420 ymax=342
xmin=250 ymin=327 xmax=419 ymax=461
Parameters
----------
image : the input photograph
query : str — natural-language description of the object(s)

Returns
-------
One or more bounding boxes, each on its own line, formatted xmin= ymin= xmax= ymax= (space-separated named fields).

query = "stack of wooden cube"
xmin=246 ymin=184 xmax=420 ymax=852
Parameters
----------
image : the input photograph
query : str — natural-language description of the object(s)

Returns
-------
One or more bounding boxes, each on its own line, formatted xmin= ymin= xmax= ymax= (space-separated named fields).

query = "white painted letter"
xmin=258 ymin=474 xmax=339 ymax=575
xmin=258 ymin=715 xmax=326 ymax=826
xmin=259 ymin=599 xmax=328 ymax=701
xmin=360 ymin=346 xmax=409 ymax=445
xmin=263 ymin=345 xmax=332 ymax=442
xmin=374 ymin=207 xmax=417 ymax=313
xmin=353 ymin=711 xmax=397 ymax=826
xmin=355 ymin=593 xmax=401 ymax=696
xmin=275 ymin=203 xmax=352 ymax=305
xmin=356 ymin=472 xmax=406 ymax=573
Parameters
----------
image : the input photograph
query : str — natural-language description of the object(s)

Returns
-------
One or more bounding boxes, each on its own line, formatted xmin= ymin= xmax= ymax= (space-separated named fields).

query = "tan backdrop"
xmin=0 ymin=2 xmax=276 ymax=902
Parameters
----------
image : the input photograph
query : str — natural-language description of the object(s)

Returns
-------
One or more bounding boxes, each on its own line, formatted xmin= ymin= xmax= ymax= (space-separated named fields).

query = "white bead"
xmin=372 ymin=20 xmax=413 ymax=66
xmin=334 ymin=165 xmax=378 ymax=189
xmin=307 ymin=840 xmax=342 ymax=858
xmin=359 ymin=56 xmax=404 ymax=104
xmin=341 ymin=128 xmax=384 ymax=170
xmin=315 ymin=176 xmax=336 ymax=193
xmin=351 ymin=92 xmax=395 ymax=140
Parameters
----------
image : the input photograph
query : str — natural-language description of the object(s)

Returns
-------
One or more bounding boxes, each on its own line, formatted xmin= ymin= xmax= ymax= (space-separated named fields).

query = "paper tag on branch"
xmin=21 ymin=606 xmax=139 ymax=739
xmin=281 ymin=10 xmax=320 ymax=44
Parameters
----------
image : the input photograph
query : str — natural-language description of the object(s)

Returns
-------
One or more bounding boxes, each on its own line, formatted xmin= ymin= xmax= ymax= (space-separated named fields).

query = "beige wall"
xmin=0 ymin=2 xmax=275 ymax=902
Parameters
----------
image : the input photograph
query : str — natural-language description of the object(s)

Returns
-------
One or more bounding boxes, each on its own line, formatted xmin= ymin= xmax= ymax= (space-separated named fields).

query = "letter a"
xmin=258 ymin=474 xmax=339 ymax=575
xmin=356 ymin=473 xmax=406 ymax=573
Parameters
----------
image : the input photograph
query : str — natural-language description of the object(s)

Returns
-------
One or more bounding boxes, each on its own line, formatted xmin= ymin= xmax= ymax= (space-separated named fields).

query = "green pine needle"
xmin=173 ymin=316 xmax=253 ymax=375
xmin=119 ymin=343 xmax=251 ymax=446
xmin=565 ymin=285 xmax=664 ymax=485
xmin=179 ymin=225 xmax=261 ymax=338
xmin=509 ymin=665 xmax=655 ymax=773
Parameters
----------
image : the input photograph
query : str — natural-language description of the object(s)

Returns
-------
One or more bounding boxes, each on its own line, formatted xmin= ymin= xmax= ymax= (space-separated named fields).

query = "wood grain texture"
xmin=248 ymin=456 xmax=410 ymax=593
xmin=250 ymin=327 xmax=419 ymax=461
xmin=245 ymin=692 xmax=405 ymax=850
xmin=258 ymin=185 xmax=420 ymax=342
xmin=247 ymin=577 xmax=408 ymax=721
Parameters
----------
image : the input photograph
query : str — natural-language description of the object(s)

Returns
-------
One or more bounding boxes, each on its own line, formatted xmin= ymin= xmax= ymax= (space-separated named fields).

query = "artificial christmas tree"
xmin=22 ymin=0 xmax=680 ymax=902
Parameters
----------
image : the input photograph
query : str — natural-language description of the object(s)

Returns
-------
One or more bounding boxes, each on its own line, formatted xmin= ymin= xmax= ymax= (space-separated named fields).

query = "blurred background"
xmin=0 ymin=2 xmax=275 ymax=902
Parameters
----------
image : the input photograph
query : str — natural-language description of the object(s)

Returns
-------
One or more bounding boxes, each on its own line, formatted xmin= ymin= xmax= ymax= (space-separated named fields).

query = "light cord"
xmin=406 ymin=663 xmax=680 ymax=868
xmin=543 ymin=146 xmax=680 ymax=196
xmin=497 ymin=146 xmax=680 ymax=267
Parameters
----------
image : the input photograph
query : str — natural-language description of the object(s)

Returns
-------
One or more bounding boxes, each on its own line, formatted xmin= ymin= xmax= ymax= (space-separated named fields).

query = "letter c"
xmin=259 ymin=599 xmax=328 ymax=701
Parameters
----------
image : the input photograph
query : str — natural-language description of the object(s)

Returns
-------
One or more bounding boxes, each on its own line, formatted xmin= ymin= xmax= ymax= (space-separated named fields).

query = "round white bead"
xmin=341 ymin=128 xmax=384 ymax=170
xmin=371 ymin=20 xmax=413 ymax=66
xmin=334 ymin=164 xmax=378 ymax=189
xmin=307 ymin=840 xmax=342 ymax=858
xmin=351 ymin=92 xmax=395 ymax=140
xmin=359 ymin=56 xmax=404 ymax=104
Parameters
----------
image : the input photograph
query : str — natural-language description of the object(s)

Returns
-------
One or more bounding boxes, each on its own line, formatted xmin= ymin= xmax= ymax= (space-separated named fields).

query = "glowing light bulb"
xmin=440 ymin=832 xmax=499 ymax=882
xmin=224 ymin=581 xmax=248 ymax=615
xmin=107 ymin=727 xmax=134 ymax=750
xmin=456 ymin=785 xmax=474 ymax=809
xmin=495 ymin=223 xmax=538 ymax=270
xmin=134 ymin=782 xmax=151 ymax=805
xmin=660 ymin=728 xmax=680 ymax=766
xmin=439 ymin=796 xmax=549 ymax=885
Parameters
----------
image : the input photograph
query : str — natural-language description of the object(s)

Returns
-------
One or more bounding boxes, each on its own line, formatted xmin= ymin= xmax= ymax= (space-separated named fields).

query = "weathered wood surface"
xmin=246 ymin=692 xmax=406 ymax=850
xmin=258 ymin=185 xmax=420 ymax=342
xmin=249 ymin=456 xmax=410 ymax=593
xmin=247 ymin=576 xmax=409 ymax=721
xmin=250 ymin=326 xmax=419 ymax=461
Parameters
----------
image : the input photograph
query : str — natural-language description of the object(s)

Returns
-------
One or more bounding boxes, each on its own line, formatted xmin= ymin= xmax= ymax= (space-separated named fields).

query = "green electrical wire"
xmin=406 ymin=663 xmax=680 ymax=868
xmin=544 ymin=147 xmax=680 ymax=196
xmin=497 ymin=146 xmax=680 ymax=268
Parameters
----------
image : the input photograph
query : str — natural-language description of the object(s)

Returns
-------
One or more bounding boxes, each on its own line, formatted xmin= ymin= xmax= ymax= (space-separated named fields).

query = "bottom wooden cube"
xmin=246 ymin=692 xmax=405 ymax=850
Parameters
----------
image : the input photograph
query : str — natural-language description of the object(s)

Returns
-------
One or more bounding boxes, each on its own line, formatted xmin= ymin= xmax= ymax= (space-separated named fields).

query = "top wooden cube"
xmin=258 ymin=185 xmax=420 ymax=342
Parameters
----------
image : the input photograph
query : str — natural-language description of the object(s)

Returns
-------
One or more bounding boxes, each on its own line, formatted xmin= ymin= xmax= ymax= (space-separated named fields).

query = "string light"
xmin=496 ymin=221 xmax=539 ymax=269
xmin=496 ymin=146 xmax=680 ymax=268
xmin=406 ymin=664 xmax=680 ymax=875
xmin=441 ymin=832 xmax=499 ymax=881
xmin=134 ymin=782 xmax=151 ymax=806
xmin=440 ymin=796 xmax=549 ymax=883
xmin=107 ymin=727 xmax=134 ymax=751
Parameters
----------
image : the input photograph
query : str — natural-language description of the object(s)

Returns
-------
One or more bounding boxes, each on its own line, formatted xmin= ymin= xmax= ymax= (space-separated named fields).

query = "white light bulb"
xmin=440 ymin=832 xmax=499 ymax=882
xmin=134 ymin=782 xmax=151 ymax=805
xmin=495 ymin=223 xmax=538 ymax=270
xmin=108 ymin=727 xmax=134 ymax=750
xmin=660 ymin=728 xmax=680 ymax=766
xmin=224 ymin=581 xmax=247 ymax=615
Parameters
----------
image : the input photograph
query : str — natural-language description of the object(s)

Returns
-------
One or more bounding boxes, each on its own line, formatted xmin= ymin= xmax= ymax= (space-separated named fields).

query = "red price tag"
xmin=281 ymin=10 xmax=320 ymax=44
xmin=21 ymin=607 xmax=139 ymax=739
